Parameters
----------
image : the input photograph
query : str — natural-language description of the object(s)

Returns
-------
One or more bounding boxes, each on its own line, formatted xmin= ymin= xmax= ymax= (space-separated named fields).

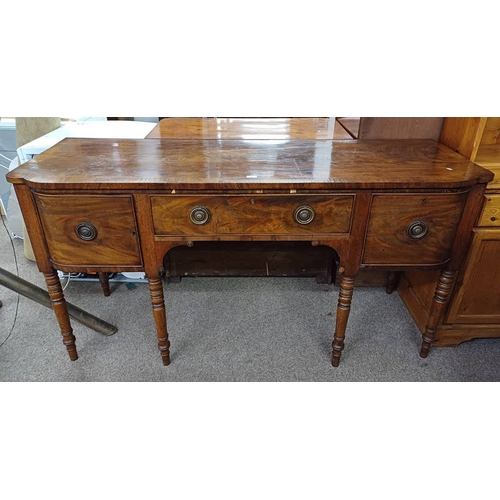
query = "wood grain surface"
xmin=34 ymin=193 xmax=142 ymax=268
xmin=151 ymin=194 xmax=354 ymax=236
xmin=362 ymin=191 xmax=469 ymax=265
xmin=7 ymin=138 xmax=493 ymax=190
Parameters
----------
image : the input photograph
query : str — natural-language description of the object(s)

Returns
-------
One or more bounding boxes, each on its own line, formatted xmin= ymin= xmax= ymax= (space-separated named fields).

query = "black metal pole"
xmin=0 ymin=266 xmax=117 ymax=336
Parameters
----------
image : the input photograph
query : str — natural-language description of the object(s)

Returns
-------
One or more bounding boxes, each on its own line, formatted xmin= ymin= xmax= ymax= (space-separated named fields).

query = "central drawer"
xmin=150 ymin=195 xmax=354 ymax=236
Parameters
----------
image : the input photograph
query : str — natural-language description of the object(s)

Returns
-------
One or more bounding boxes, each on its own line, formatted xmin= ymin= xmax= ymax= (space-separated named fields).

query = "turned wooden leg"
xmin=332 ymin=275 xmax=355 ymax=367
xmin=148 ymin=276 xmax=171 ymax=365
xmin=98 ymin=272 xmax=111 ymax=297
xmin=44 ymin=271 xmax=78 ymax=361
xmin=420 ymin=270 xmax=457 ymax=358
xmin=386 ymin=271 xmax=400 ymax=295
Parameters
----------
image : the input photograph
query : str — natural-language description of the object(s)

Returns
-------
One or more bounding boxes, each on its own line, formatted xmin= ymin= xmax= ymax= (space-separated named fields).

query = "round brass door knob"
xmin=406 ymin=221 xmax=428 ymax=239
xmin=190 ymin=206 xmax=211 ymax=225
xmin=294 ymin=205 xmax=315 ymax=225
xmin=75 ymin=222 xmax=98 ymax=241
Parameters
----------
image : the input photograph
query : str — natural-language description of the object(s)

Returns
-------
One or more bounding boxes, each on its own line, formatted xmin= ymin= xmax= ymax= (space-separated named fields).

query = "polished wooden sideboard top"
xmin=6 ymin=138 xmax=494 ymax=367
xmin=8 ymin=138 xmax=491 ymax=190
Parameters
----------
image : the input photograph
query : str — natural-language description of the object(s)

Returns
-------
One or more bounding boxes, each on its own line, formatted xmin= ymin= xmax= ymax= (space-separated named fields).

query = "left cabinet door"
xmin=34 ymin=193 xmax=142 ymax=269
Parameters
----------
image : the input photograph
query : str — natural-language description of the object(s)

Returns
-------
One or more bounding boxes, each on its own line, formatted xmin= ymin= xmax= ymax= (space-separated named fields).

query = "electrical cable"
xmin=0 ymin=215 xmax=20 ymax=348
xmin=57 ymin=270 xmax=71 ymax=291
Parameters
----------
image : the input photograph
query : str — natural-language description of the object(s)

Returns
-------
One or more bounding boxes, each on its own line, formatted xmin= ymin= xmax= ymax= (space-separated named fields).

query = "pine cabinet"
xmin=447 ymin=229 xmax=500 ymax=324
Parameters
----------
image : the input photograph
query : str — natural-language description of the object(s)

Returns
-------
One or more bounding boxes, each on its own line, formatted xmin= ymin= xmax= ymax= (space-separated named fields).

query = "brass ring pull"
xmin=75 ymin=222 xmax=98 ymax=241
xmin=294 ymin=205 xmax=315 ymax=225
xmin=190 ymin=206 xmax=211 ymax=225
xmin=406 ymin=221 xmax=428 ymax=239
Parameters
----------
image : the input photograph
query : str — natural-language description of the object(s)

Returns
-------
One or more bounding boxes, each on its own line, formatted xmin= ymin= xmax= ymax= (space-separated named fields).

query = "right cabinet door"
xmin=362 ymin=191 xmax=468 ymax=266
xmin=447 ymin=229 xmax=500 ymax=323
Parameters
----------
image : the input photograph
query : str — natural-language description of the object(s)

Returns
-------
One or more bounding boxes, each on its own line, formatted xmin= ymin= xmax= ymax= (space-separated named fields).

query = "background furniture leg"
xmin=98 ymin=272 xmax=111 ymax=296
xmin=148 ymin=276 xmax=171 ymax=365
xmin=386 ymin=271 xmax=400 ymax=294
xmin=43 ymin=270 xmax=78 ymax=361
xmin=332 ymin=275 xmax=355 ymax=367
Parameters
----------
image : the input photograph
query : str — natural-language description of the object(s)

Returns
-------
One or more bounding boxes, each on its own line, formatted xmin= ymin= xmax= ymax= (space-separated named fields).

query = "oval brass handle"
xmin=190 ymin=206 xmax=211 ymax=225
xmin=294 ymin=205 xmax=315 ymax=225
xmin=406 ymin=221 xmax=428 ymax=239
xmin=75 ymin=222 xmax=98 ymax=241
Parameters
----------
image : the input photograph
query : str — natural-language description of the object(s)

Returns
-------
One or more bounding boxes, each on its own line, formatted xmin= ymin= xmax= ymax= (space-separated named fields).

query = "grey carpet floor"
xmin=1 ymin=215 xmax=500 ymax=382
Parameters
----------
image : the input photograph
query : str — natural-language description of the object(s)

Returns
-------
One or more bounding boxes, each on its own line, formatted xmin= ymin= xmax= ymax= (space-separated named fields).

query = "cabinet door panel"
xmin=447 ymin=229 xmax=500 ymax=323
xmin=362 ymin=191 xmax=468 ymax=266
xmin=34 ymin=193 xmax=142 ymax=267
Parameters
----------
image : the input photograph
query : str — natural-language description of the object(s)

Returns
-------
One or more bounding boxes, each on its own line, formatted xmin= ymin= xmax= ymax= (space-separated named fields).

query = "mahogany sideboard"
xmin=6 ymin=138 xmax=494 ymax=366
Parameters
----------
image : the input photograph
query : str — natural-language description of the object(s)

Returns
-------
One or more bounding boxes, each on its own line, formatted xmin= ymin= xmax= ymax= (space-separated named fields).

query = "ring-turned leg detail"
xmin=332 ymin=275 xmax=355 ymax=367
xmin=44 ymin=271 xmax=78 ymax=361
xmin=148 ymin=276 xmax=171 ymax=365
xmin=420 ymin=270 xmax=457 ymax=358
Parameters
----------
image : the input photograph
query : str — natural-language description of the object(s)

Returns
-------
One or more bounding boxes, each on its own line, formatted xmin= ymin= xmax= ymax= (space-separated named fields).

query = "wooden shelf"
xmin=475 ymin=144 xmax=500 ymax=189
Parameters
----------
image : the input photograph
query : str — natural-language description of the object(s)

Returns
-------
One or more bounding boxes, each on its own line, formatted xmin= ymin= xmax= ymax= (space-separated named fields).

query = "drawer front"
xmin=34 ymin=194 xmax=142 ymax=267
xmin=362 ymin=192 xmax=468 ymax=265
xmin=151 ymin=195 xmax=354 ymax=236
xmin=478 ymin=194 xmax=500 ymax=227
